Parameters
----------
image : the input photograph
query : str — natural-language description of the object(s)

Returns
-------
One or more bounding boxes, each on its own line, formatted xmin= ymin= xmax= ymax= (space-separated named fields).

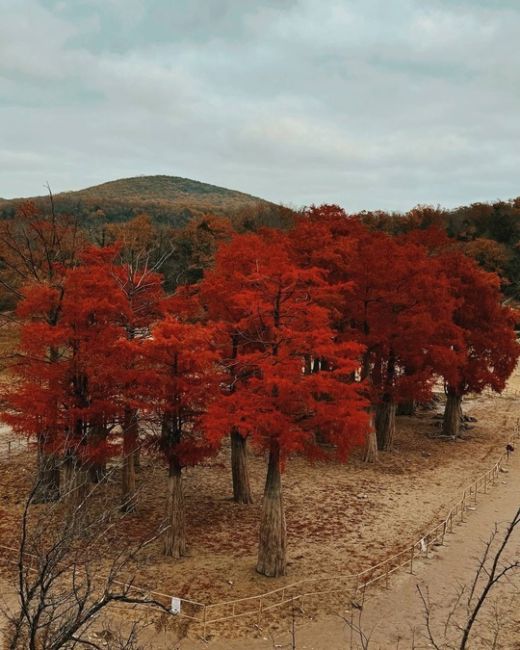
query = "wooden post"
xmin=461 ymin=491 xmax=466 ymax=521
xmin=474 ymin=483 xmax=477 ymax=504
xmin=202 ymin=605 xmax=207 ymax=641
xmin=441 ymin=520 xmax=447 ymax=545
xmin=484 ymin=473 xmax=488 ymax=493
xmin=409 ymin=545 xmax=414 ymax=574
xmin=385 ymin=566 xmax=389 ymax=589
xmin=258 ymin=597 xmax=263 ymax=626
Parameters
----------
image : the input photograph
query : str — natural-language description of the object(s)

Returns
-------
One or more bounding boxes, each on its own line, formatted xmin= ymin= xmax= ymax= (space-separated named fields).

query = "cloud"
xmin=1 ymin=0 xmax=520 ymax=210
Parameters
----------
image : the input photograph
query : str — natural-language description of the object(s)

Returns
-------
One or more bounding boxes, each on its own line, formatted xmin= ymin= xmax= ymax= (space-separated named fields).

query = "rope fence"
xmin=0 ymin=437 xmax=27 ymax=459
xmin=195 ymin=417 xmax=519 ymax=636
xmin=0 ymin=415 xmax=518 ymax=638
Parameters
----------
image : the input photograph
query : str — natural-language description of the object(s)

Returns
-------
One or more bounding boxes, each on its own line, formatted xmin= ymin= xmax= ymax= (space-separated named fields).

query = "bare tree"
xmin=1 ymin=463 xmax=170 ymax=650
xmin=417 ymin=505 xmax=520 ymax=650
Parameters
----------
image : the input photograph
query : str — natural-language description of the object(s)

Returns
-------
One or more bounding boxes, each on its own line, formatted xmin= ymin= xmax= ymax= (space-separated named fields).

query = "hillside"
xmin=0 ymin=175 xmax=276 ymax=227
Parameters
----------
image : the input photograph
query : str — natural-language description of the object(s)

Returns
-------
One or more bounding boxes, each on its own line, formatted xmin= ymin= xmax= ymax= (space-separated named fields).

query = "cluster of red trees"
xmin=1 ymin=205 xmax=518 ymax=577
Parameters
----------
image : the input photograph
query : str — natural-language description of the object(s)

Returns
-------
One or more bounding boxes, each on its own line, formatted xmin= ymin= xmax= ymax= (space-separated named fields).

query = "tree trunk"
xmin=442 ymin=391 xmax=462 ymax=438
xmin=32 ymin=346 xmax=61 ymax=503
xmin=87 ymin=422 xmax=107 ymax=484
xmin=134 ymin=446 xmax=141 ymax=470
xmin=69 ymin=464 xmax=89 ymax=512
xmin=88 ymin=463 xmax=106 ymax=484
xmin=61 ymin=454 xmax=74 ymax=498
xmin=163 ymin=459 xmax=186 ymax=558
xmin=231 ymin=429 xmax=253 ymax=504
xmin=33 ymin=438 xmax=60 ymax=503
xmin=121 ymin=407 xmax=138 ymax=512
xmin=363 ymin=411 xmax=378 ymax=463
xmin=121 ymin=451 xmax=136 ymax=513
xmin=360 ymin=351 xmax=378 ymax=463
xmin=62 ymin=454 xmax=90 ymax=528
xmin=256 ymin=442 xmax=286 ymax=577
xmin=397 ymin=401 xmax=416 ymax=416
xmin=375 ymin=399 xmax=397 ymax=451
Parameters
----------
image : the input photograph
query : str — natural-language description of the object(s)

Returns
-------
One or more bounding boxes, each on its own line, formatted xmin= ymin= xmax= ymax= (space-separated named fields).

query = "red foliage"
xmin=293 ymin=208 xmax=462 ymax=407
xmin=198 ymin=229 xmax=370 ymax=463
xmin=136 ymin=314 xmax=222 ymax=468
xmin=2 ymin=247 xmax=131 ymax=463
xmin=436 ymin=250 xmax=519 ymax=396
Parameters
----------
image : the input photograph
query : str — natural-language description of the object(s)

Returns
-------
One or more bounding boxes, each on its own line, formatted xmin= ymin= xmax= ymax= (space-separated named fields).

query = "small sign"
xmin=171 ymin=597 xmax=181 ymax=615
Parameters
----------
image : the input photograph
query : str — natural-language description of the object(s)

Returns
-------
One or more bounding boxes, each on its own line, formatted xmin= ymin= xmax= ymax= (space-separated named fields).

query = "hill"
xmin=0 ymin=175 xmax=276 ymax=227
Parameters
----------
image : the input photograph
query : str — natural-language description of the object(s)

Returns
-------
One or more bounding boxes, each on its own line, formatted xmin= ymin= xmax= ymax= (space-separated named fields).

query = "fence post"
xmin=409 ymin=545 xmax=414 ymax=574
xmin=461 ymin=491 xmax=466 ymax=521
xmin=441 ymin=520 xmax=447 ymax=545
xmin=484 ymin=473 xmax=487 ymax=493
xmin=202 ymin=605 xmax=207 ymax=641
xmin=258 ymin=597 xmax=263 ymax=626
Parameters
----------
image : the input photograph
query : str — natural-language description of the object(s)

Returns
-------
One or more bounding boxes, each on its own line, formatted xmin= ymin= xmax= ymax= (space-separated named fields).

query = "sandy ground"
xmin=0 ymin=368 xmax=518 ymax=647
xmin=151 ymin=450 xmax=518 ymax=650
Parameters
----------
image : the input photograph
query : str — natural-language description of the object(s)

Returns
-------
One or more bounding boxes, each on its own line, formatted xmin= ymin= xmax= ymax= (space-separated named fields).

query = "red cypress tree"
xmin=136 ymin=315 xmax=221 ymax=558
xmin=436 ymin=251 xmax=519 ymax=436
xmin=0 ymin=202 xmax=84 ymax=500
xmin=113 ymin=261 xmax=165 ymax=511
xmin=1 ymin=247 xmax=131 ymax=508
xmin=199 ymin=231 xmax=369 ymax=576
xmin=292 ymin=208 xmax=462 ymax=458
xmin=401 ymin=229 xmax=519 ymax=436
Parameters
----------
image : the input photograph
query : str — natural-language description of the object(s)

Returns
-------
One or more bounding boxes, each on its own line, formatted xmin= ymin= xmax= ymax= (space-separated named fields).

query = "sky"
xmin=1 ymin=0 xmax=520 ymax=212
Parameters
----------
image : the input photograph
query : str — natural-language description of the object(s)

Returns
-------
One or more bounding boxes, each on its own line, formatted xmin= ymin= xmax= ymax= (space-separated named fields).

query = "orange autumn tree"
xmin=1 ymin=246 xmax=131 ymax=507
xmin=113 ymin=261 xmax=165 ymax=512
xmin=354 ymin=231 xmax=461 ymax=452
xmin=194 ymin=249 xmax=259 ymax=505
xmin=437 ymin=250 xmax=519 ymax=437
xmin=0 ymin=201 xmax=84 ymax=500
xmin=136 ymin=314 xmax=222 ymax=558
xmin=404 ymin=229 xmax=520 ymax=437
xmin=105 ymin=213 xmax=171 ymax=511
xmin=200 ymin=231 xmax=369 ymax=577
xmin=292 ymin=209 xmax=462 ymax=459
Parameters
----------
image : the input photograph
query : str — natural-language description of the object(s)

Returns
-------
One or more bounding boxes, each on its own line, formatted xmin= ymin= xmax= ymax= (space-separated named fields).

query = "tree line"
xmin=0 ymin=202 xmax=518 ymax=578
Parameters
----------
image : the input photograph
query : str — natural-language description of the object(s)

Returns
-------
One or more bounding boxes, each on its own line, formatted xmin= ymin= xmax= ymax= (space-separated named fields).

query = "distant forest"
xmin=360 ymin=200 xmax=520 ymax=300
xmin=1 ymin=178 xmax=519 ymax=303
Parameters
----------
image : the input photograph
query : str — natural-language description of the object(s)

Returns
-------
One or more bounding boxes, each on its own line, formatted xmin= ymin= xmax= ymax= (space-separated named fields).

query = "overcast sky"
xmin=1 ymin=0 xmax=519 ymax=211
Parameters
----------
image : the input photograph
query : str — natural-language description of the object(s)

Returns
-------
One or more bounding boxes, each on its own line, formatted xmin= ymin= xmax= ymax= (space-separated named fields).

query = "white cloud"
xmin=1 ymin=0 xmax=520 ymax=210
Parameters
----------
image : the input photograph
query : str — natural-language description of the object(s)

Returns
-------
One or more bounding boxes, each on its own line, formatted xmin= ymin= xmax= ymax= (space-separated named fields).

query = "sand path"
xmin=140 ymin=445 xmax=517 ymax=649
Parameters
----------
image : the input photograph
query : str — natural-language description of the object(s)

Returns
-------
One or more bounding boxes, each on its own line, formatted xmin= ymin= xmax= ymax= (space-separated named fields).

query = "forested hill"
xmin=0 ymin=175 xmax=280 ymax=227
xmin=1 ymin=176 xmax=519 ymax=297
